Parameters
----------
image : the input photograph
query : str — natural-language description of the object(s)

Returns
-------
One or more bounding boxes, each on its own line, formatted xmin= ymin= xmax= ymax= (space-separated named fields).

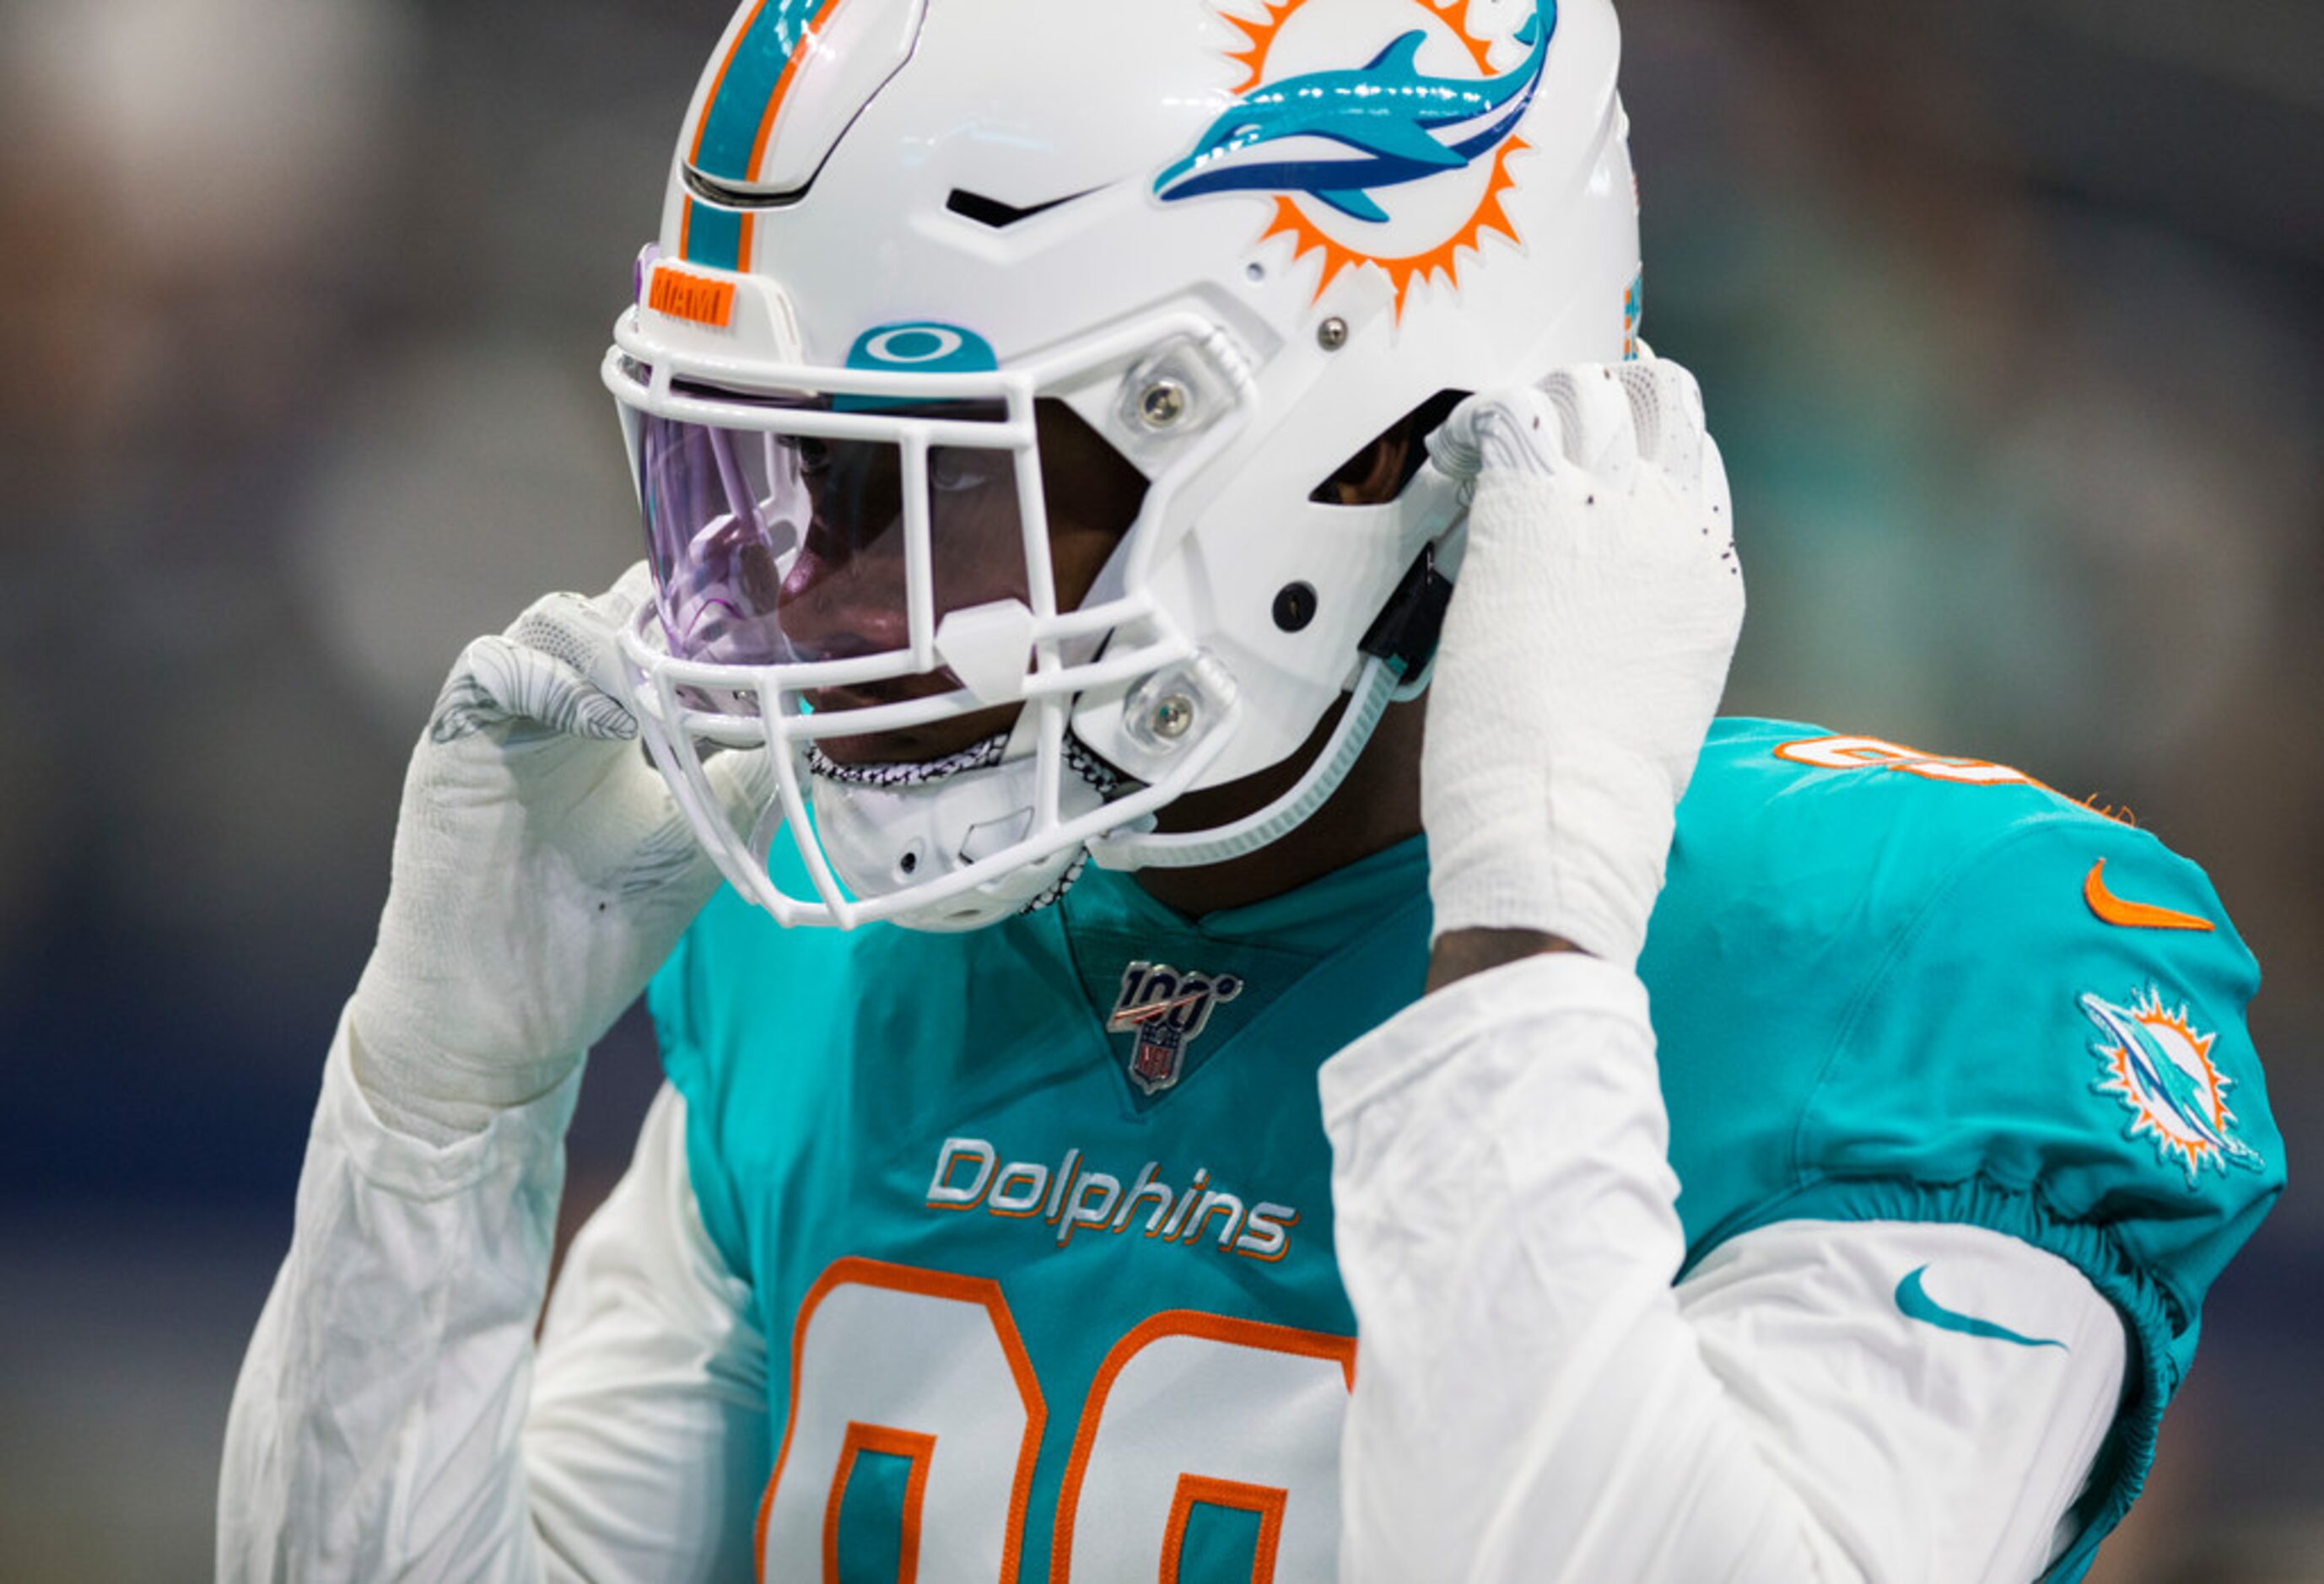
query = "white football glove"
xmin=1421 ymin=360 xmax=1743 ymax=968
xmin=345 ymin=563 xmax=767 ymax=1144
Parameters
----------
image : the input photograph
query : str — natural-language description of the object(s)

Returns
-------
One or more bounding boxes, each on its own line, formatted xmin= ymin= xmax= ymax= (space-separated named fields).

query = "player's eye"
xmin=929 ymin=448 xmax=995 ymax=496
xmin=796 ymin=437 xmax=832 ymax=477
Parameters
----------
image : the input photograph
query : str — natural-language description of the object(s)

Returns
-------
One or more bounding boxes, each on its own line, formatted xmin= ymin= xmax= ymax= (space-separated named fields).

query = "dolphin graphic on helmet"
xmin=1154 ymin=0 xmax=1557 ymax=223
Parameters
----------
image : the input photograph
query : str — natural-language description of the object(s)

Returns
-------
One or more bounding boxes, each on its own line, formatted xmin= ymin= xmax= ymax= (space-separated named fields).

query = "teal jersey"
xmin=650 ymin=718 xmax=2281 ymax=1581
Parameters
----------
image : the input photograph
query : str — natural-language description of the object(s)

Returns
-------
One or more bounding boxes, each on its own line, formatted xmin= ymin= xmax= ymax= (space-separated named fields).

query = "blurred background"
xmin=0 ymin=0 xmax=2315 ymax=1576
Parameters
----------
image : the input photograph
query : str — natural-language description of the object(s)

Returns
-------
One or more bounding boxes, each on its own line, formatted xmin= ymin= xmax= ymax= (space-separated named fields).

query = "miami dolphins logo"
xmin=2079 ymin=987 xmax=2264 ymax=1183
xmin=1156 ymin=0 xmax=1556 ymax=315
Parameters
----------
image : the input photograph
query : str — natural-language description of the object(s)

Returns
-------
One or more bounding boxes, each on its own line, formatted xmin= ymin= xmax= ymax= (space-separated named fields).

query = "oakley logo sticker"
xmin=844 ymin=322 xmax=999 ymax=373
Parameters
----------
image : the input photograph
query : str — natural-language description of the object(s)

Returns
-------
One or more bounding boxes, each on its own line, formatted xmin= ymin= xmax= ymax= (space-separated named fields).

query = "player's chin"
xmin=807 ymin=697 xmax=1022 ymax=769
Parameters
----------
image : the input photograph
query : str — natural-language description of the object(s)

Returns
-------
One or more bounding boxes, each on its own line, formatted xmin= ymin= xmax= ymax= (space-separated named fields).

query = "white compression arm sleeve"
xmin=1321 ymin=955 xmax=2126 ymax=1583
xmin=218 ymin=1023 xmax=764 ymax=1582
xmin=528 ymin=1086 xmax=768 ymax=1581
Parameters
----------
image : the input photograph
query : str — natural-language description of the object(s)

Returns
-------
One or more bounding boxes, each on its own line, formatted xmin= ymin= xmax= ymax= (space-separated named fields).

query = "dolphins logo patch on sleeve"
xmin=2079 ymin=986 xmax=2264 ymax=1184
xmin=1155 ymin=0 xmax=1557 ymax=315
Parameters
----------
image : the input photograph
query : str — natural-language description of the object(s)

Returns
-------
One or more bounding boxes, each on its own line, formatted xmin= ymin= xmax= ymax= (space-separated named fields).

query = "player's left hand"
xmin=1420 ymin=358 xmax=1742 ymax=971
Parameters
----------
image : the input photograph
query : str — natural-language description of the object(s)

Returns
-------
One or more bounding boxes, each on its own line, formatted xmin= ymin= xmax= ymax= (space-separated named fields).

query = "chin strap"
xmin=1088 ymin=542 xmax=1453 ymax=874
xmin=1087 ymin=652 xmax=1401 ymax=871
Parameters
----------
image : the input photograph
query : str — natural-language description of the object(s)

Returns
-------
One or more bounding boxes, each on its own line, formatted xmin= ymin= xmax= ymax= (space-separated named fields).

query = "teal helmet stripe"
xmin=691 ymin=0 xmax=840 ymax=183
xmin=683 ymin=205 xmax=747 ymax=272
xmin=678 ymin=0 xmax=842 ymax=270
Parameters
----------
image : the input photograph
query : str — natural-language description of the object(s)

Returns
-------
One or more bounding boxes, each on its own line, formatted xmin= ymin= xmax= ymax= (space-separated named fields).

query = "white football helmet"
xmin=607 ymin=0 xmax=1641 ymax=930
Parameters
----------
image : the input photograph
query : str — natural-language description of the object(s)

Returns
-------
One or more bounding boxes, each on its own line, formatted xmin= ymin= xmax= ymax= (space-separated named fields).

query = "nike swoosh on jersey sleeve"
xmin=1895 ymin=1264 xmax=2068 ymax=1350
xmin=2084 ymin=859 xmax=2215 ymax=931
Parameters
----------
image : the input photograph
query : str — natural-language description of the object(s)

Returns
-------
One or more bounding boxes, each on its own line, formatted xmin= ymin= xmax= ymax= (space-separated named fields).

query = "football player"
xmin=220 ymin=0 xmax=2281 ymax=1579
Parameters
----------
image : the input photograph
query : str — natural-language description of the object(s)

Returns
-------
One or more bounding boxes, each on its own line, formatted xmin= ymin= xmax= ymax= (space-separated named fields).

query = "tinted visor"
xmin=636 ymin=396 xmax=1030 ymax=670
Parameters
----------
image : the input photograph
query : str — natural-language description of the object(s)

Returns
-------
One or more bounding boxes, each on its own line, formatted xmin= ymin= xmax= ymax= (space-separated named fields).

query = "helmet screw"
xmin=1272 ymin=581 xmax=1318 ymax=633
xmin=1138 ymin=378 xmax=1189 ymax=428
xmin=1149 ymin=693 xmax=1196 ymax=740
xmin=1316 ymin=316 xmax=1348 ymax=351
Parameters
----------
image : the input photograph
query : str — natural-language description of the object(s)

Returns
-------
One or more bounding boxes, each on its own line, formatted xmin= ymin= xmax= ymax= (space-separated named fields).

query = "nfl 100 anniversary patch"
xmin=1108 ymin=961 xmax=1246 ymax=1096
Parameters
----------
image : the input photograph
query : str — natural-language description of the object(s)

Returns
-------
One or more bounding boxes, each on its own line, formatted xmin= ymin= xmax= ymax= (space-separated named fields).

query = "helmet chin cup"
xmin=811 ymin=751 xmax=1108 ymax=932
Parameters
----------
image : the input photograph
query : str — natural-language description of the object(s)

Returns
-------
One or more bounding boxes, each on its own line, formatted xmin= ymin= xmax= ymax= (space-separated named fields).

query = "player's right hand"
xmin=344 ymin=563 xmax=766 ymax=1142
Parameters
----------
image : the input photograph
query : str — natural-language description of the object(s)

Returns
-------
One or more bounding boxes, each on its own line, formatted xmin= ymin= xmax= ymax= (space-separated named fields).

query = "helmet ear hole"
xmin=1307 ymin=389 xmax=1467 ymax=506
